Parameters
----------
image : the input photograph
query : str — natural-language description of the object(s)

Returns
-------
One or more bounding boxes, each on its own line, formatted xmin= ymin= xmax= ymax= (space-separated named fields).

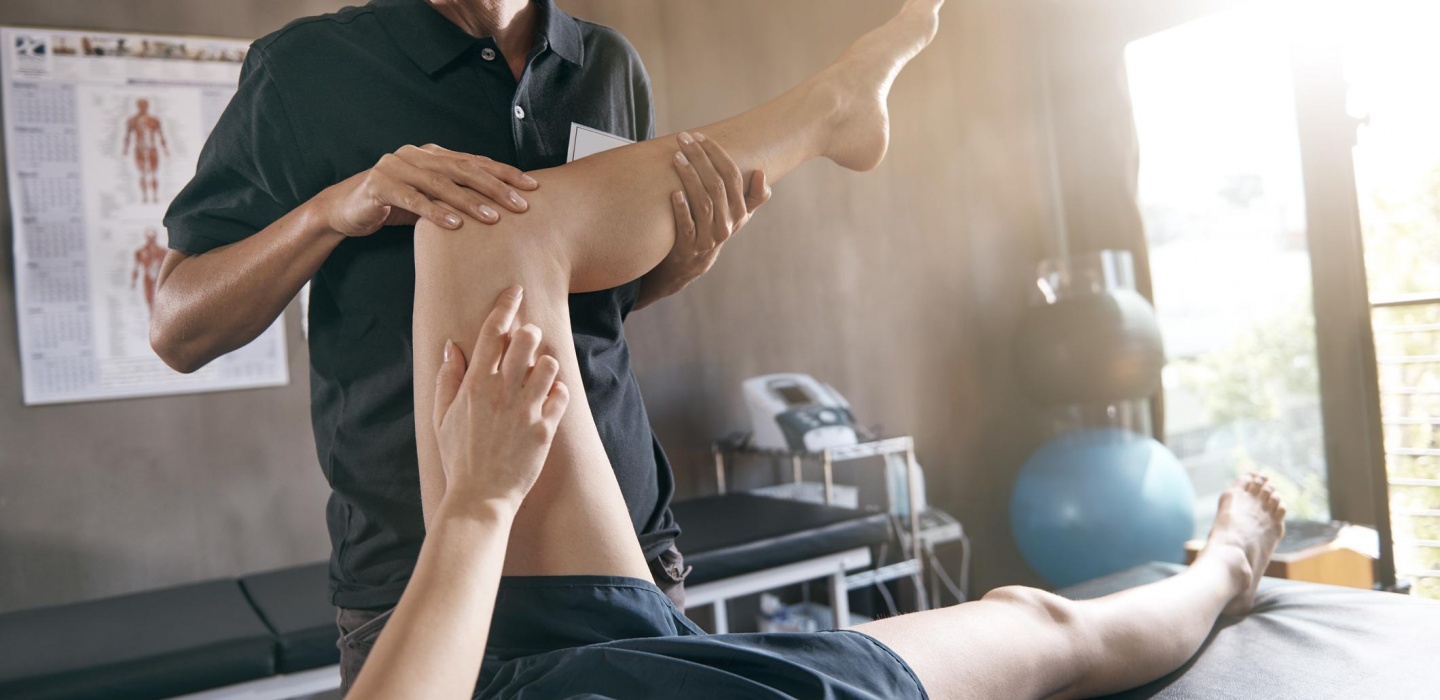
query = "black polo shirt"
xmin=164 ymin=0 xmax=679 ymax=610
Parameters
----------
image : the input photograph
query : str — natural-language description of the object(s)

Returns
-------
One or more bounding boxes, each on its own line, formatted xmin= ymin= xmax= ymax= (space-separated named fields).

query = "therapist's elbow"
xmin=150 ymin=322 xmax=205 ymax=374
xmin=149 ymin=295 xmax=210 ymax=374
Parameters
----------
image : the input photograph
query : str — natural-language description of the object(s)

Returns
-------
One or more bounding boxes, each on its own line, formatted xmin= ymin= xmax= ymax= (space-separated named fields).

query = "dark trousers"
xmin=336 ymin=544 xmax=690 ymax=696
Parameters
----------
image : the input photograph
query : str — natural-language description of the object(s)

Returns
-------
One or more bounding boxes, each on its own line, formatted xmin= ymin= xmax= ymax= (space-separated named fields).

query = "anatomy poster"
xmin=2 ymin=28 xmax=287 ymax=405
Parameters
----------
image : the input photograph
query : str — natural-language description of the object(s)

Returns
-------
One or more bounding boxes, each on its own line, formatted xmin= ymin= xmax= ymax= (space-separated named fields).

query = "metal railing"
xmin=1371 ymin=292 xmax=1440 ymax=591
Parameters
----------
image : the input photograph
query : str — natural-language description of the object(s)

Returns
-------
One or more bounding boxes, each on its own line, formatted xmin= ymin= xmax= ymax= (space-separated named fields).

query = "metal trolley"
xmin=711 ymin=434 xmax=933 ymax=614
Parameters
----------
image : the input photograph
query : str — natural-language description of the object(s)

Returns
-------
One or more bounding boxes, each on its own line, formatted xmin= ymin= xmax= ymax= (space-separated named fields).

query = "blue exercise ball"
xmin=1011 ymin=428 xmax=1196 ymax=587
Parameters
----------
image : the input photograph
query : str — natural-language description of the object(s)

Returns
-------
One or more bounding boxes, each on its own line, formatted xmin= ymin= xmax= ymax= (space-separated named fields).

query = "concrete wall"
xmin=1 ymin=0 xmax=1053 ymax=613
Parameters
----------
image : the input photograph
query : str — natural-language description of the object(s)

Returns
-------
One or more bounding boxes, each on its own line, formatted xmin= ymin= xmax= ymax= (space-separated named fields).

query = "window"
xmin=1125 ymin=6 xmax=1330 ymax=529
xmin=1348 ymin=0 xmax=1440 ymax=598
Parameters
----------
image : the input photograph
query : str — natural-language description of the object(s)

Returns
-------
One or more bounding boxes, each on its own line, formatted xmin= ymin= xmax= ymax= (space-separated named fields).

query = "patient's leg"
xmin=490 ymin=0 xmax=943 ymax=294
xmin=413 ymin=0 xmax=943 ymax=579
xmin=857 ymin=475 xmax=1286 ymax=700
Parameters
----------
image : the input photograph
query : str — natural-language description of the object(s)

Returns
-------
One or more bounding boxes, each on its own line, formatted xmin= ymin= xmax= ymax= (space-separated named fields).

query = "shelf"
xmin=713 ymin=435 xmax=914 ymax=462
xmin=844 ymin=559 xmax=921 ymax=590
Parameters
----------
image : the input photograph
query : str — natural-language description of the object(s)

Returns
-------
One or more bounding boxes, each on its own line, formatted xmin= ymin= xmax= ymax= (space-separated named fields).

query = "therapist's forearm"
xmin=633 ymin=266 xmax=690 ymax=311
xmin=348 ymin=497 xmax=515 ymax=700
xmin=150 ymin=197 xmax=343 ymax=373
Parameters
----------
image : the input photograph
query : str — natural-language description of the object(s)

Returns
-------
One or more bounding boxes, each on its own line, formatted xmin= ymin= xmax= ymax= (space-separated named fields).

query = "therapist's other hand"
xmin=654 ymin=131 xmax=772 ymax=297
xmin=320 ymin=143 xmax=540 ymax=237
xmin=431 ymin=286 xmax=569 ymax=510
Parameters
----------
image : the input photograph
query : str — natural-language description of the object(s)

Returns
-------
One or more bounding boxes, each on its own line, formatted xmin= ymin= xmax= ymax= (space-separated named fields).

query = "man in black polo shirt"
xmin=152 ymin=0 xmax=767 ymax=691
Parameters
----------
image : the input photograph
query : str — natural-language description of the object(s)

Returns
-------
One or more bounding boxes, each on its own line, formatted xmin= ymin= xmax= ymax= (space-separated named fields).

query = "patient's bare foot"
xmin=1198 ymin=473 xmax=1287 ymax=617
xmin=817 ymin=0 xmax=944 ymax=171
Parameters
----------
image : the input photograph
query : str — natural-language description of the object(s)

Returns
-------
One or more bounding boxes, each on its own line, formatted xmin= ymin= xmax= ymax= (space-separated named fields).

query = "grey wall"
xmin=2 ymin=0 xmax=1055 ymax=614
xmin=567 ymin=0 xmax=1054 ymax=595
xmin=0 ymin=0 xmax=352 ymax=614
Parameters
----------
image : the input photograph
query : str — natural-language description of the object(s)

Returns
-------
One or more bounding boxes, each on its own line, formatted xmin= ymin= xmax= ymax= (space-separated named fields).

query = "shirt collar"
xmin=539 ymin=0 xmax=585 ymax=66
xmin=377 ymin=0 xmax=584 ymax=76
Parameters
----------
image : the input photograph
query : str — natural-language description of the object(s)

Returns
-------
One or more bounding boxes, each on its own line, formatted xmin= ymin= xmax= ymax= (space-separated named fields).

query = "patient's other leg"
xmin=857 ymin=474 xmax=1286 ymax=700
xmin=413 ymin=0 xmax=944 ymax=578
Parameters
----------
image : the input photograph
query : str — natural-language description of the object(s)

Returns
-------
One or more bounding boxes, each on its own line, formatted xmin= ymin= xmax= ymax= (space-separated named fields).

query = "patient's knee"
xmin=983 ymin=586 xmax=1096 ymax=694
xmin=415 ymin=216 xmax=568 ymax=287
xmin=982 ymin=586 xmax=1080 ymax=629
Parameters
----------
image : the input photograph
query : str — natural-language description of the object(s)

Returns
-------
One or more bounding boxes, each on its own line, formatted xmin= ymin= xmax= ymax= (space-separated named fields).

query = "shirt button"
xmin=513 ymin=105 xmax=526 ymax=120
xmin=480 ymin=47 xmax=496 ymax=61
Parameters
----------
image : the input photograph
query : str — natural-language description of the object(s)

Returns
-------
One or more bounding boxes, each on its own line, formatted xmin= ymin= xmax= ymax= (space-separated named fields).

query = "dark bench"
xmin=0 ymin=564 xmax=339 ymax=700
xmin=8 ymin=555 xmax=1437 ymax=699
xmin=240 ymin=564 xmax=339 ymax=676
xmin=0 ymin=493 xmax=896 ymax=695
xmin=0 ymin=493 xmax=895 ymax=697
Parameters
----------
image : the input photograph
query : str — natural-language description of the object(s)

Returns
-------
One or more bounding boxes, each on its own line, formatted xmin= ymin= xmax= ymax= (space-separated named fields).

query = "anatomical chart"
xmin=2 ymin=28 xmax=287 ymax=405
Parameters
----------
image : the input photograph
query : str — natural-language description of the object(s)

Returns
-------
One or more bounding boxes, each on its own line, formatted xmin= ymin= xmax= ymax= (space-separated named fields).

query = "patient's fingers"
xmin=523 ymin=355 xmax=561 ymax=408
xmin=474 ymin=285 xmax=522 ymax=374
xmin=502 ymin=324 xmax=542 ymax=391
xmin=541 ymin=380 xmax=570 ymax=426
xmin=432 ymin=340 xmax=464 ymax=434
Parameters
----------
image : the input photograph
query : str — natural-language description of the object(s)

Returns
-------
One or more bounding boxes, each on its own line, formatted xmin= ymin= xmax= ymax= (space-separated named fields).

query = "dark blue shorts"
xmin=477 ymin=575 xmax=929 ymax=700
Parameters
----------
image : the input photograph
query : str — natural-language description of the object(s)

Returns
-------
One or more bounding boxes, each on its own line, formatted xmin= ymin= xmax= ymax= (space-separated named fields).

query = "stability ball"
xmin=1010 ymin=428 xmax=1195 ymax=587
xmin=1013 ymin=288 xmax=1166 ymax=405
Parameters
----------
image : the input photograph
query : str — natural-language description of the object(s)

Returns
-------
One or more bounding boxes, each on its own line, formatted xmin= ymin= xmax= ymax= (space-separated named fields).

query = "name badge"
xmin=567 ymin=123 xmax=633 ymax=163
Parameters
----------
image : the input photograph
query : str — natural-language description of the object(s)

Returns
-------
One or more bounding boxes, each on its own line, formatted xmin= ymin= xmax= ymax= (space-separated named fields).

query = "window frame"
xmin=1039 ymin=0 xmax=1397 ymax=587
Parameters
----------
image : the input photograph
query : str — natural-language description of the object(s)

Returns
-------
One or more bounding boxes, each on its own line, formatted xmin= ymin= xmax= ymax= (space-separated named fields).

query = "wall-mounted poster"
xmin=2 ymin=27 xmax=287 ymax=405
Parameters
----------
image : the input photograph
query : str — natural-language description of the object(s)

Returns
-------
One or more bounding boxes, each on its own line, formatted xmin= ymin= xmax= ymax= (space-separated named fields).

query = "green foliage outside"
xmin=1363 ymin=164 xmax=1440 ymax=598
xmin=1170 ymin=305 xmax=1329 ymax=522
xmin=1163 ymin=163 xmax=1438 ymax=597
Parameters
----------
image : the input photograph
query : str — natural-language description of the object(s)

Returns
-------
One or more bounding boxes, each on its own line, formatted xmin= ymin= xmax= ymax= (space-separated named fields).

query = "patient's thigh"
xmin=854 ymin=596 xmax=1084 ymax=700
xmin=412 ymin=220 xmax=651 ymax=580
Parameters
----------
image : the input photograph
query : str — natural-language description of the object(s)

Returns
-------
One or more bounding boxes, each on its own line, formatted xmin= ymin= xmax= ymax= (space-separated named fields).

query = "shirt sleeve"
xmin=163 ymin=47 xmax=311 ymax=255
xmin=621 ymin=44 xmax=656 ymax=316
xmin=618 ymin=35 xmax=656 ymax=142
xmin=636 ymin=63 xmax=656 ymax=141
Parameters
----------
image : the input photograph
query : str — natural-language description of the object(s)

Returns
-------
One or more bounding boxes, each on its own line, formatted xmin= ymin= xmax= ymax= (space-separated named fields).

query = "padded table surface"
xmin=0 ymin=579 xmax=275 ymax=700
xmin=240 ymin=563 xmax=340 ymax=673
xmin=674 ymin=493 xmax=892 ymax=586
xmin=1059 ymin=563 xmax=1440 ymax=699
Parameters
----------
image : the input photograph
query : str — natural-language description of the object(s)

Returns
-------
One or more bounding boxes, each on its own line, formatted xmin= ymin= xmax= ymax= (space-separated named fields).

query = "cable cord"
xmin=872 ymin=540 xmax=901 ymax=618
xmin=922 ymin=534 xmax=971 ymax=606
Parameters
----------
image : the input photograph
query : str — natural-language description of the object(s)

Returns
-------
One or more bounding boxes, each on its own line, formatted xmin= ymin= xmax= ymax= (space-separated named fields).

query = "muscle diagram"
xmin=131 ymin=228 xmax=166 ymax=314
xmin=122 ymin=98 xmax=169 ymax=203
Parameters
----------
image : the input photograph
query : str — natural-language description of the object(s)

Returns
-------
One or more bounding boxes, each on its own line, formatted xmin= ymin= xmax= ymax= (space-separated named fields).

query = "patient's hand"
xmin=430 ymin=285 xmax=569 ymax=510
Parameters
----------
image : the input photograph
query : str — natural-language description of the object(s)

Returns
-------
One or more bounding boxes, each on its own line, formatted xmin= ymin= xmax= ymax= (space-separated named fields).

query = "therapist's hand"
xmin=318 ymin=143 xmax=540 ymax=238
xmin=431 ymin=286 xmax=569 ymax=510
xmin=634 ymin=131 xmax=772 ymax=310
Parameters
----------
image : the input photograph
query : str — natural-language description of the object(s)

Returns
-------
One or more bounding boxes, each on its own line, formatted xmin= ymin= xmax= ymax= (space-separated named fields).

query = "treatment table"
xmin=3 ymin=562 xmax=1438 ymax=699
xmin=1057 ymin=562 xmax=1440 ymax=699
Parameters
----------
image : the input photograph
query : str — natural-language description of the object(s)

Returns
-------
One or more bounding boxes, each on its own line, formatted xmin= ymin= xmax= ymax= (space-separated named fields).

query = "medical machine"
xmin=743 ymin=373 xmax=859 ymax=452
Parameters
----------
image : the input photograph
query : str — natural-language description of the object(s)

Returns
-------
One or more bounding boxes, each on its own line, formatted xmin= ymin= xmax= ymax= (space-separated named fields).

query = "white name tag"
xmin=567 ymin=123 xmax=634 ymax=163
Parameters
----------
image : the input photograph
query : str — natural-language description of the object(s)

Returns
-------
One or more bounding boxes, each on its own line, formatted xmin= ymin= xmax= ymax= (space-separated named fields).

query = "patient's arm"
xmin=350 ymin=289 xmax=566 ymax=700
xmin=413 ymin=0 xmax=944 ymax=580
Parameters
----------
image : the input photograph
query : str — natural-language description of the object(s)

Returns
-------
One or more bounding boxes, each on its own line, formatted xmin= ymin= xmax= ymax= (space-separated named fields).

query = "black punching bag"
xmin=1013 ymin=288 xmax=1166 ymax=406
